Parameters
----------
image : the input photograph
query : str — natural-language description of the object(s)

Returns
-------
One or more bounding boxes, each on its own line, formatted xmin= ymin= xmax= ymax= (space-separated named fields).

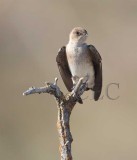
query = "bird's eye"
xmin=76 ymin=31 xmax=81 ymax=36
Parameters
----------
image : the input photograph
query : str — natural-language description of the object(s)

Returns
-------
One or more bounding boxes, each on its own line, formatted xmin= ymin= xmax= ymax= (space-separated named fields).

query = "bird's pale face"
xmin=69 ymin=27 xmax=88 ymax=44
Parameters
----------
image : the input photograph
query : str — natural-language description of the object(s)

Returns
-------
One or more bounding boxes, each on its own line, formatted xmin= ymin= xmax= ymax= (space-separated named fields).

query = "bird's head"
xmin=69 ymin=27 xmax=88 ymax=45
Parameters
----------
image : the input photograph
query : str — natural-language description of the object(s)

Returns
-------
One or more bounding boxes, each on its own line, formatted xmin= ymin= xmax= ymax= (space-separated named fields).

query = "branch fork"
xmin=23 ymin=77 xmax=87 ymax=160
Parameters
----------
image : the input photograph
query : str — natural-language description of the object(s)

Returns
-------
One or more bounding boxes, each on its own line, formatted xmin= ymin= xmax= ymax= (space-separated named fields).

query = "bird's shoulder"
xmin=87 ymin=44 xmax=102 ymax=63
xmin=56 ymin=46 xmax=66 ymax=64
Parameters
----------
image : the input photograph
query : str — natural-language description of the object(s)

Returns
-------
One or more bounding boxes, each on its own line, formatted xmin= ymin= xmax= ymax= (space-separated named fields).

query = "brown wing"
xmin=56 ymin=46 xmax=73 ymax=91
xmin=88 ymin=45 xmax=102 ymax=101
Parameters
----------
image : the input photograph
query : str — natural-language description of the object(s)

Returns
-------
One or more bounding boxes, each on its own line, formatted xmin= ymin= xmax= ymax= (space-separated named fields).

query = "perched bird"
xmin=56 ymin=27 xmax=102 ymax=103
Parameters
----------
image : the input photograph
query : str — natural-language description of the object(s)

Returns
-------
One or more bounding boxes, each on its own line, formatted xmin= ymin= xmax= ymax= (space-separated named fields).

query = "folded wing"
xmin=88 ymin=45 xmax=102 ymax=100
xmin=56 ymin=46 xmax=73 ymax=91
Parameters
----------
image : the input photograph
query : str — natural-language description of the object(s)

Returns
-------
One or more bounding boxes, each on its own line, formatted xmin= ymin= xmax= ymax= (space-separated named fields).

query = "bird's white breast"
xmin=66 ymin=43 xmax=95 ymax=88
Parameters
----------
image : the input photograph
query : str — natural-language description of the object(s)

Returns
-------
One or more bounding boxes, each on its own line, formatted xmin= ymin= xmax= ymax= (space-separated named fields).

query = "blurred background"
xmin=0 ymin=0 xmax=137 ymax=159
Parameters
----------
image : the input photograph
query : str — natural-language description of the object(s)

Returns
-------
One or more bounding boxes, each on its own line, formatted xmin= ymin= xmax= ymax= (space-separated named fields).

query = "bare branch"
xmin=72 ymin=77 xmax=84 ymax=94
xmin=23 ymin=78 xmax=63 ymax=100
xmin=23 ymin=78 xmax=87 ymax=160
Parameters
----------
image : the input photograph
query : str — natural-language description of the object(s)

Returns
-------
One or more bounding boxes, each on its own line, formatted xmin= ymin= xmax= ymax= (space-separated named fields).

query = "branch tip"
xmin=72 ymin=77 xmax=84 ymax=94
xmin=54 ymin=77 xmax=58 ymax=85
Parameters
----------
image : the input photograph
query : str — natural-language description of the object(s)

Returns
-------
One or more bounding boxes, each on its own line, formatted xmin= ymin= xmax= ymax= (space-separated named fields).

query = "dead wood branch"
xmin=23 ymin=77 xmax=87 ymax=160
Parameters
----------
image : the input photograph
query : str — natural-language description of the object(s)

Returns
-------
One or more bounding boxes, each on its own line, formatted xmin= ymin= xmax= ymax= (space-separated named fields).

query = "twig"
xmin=23 ymin=77 xmax=87 ymax=160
